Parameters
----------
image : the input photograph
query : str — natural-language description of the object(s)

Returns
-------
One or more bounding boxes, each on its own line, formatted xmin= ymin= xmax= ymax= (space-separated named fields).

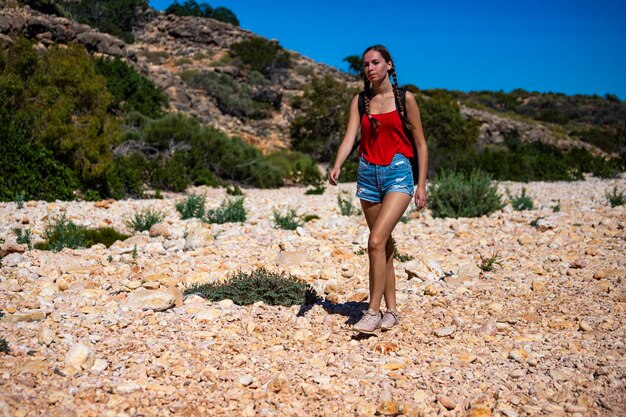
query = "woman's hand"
xmin=414 ymin=185 xmax=427 ymax=210
xmin=328 ymin=166 xmax=341 ymax=186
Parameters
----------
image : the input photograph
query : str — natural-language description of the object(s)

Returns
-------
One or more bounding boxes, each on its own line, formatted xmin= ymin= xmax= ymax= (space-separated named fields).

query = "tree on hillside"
xmin=165 ymin=0 xmax=239 ymax=26
xmin=290 ymin=75 xmax=357 ymax=162
xmin=343 ymin=55 xmax=362 ymax=77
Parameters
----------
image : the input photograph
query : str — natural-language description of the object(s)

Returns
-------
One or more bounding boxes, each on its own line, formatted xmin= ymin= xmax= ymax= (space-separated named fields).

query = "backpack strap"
xmin=350 ymin=92 xmax=366 ymax=156
xmin=358 ymin=91 xmax=365 ymax=120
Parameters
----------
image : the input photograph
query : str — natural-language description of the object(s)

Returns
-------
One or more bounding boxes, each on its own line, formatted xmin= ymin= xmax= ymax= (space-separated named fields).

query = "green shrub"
xmin=226 ymin=185 xmax=244 ymax=196
xmin=0 ymin=38 xmax=120 ymax=201
xmin=393 ymin=239 xmax=413 ymax=262
xmin=174 ymin=57 xmax=193 ymax=66
xmin=204 ymin=197 xmax=246 ymax=224
xmin=419 ymin=93 xmax=480 ymax=176
xmin=141 ymin=113 xmax=201 ymax=150
xmin=508 ymin=187 xmax=534 ymax=211
xmin=15 ymin=193 xmax=25 ymax=209
xmin=428 ymin=170 xmax=504 ymax=218
xmin=94 ymin=57 xmax=168 ymax=119
xmin=265 ymin=150 xmax=322 ymax=185
xmin=272 ymin=208 xmax=303 ymax=230
xmin=230 ymin=38 xmax=291 ymax=78
xmin=165 ymin=1 xmax=239 ymax=25
xmin=12 ymin=228 xmax=32 ymax=250
xmin=192 ymin=169 xmax=220 ymax=187
xmin=551 ymin=200 xmax=561 ymax=212
xmin=83 ymin=227 xmax=131 ymax=247
xmin=0 ymin=338 xmax=10 ymax=355
xmin=336 ymin=159 xmax=359 ymax=183
xmin=301 ymin=214 xmax=320 ymax=222
xmin=337 ymin=191 xmax=361 ymax=216
xmin=43 ymin=0 xmax=150 ymax=43
xmin=176 ymin=193 xmax=206 ymax=220
xmin=36 ymin=215 xmax=87 ymax=252
xmin=305 ymin=184 xmax=326 ymax=195
xmin=150 ymin=152 xmax=190 ymax=192
xmin=185 ymin=268 xmax=320 ymax=306
xmin=106 ymin=154 xmax=149 ymax=199
xmin=606 ymin=185 xmax=625 ymax=207
xmin=478 ymin=252 xmax=502 ymax=272
xmin=125 ymin=208 xmax=165 ymax=232
xmin=475 ymin=143 xmax=583 ymax=182
xmin=290 ymin=75 xmax=358 ymax=162
xmin=36 ymin=214 xmax=129 ymax=251
xmin=180 ymin=70 xmax=273 ymax=119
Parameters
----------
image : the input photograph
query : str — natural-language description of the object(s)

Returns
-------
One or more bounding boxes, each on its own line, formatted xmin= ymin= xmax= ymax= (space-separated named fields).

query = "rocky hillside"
xmin=0 ymin=4 xmax=607 ymax=156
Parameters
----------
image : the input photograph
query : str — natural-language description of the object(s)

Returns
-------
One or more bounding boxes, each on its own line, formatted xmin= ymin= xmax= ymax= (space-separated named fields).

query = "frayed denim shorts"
xmin=356 ymin=153 xmax=414 ymax=203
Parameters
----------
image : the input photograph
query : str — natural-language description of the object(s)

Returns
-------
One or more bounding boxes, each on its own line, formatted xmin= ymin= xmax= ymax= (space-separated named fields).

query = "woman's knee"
xmin=368 ymin=234 xmax=389 ymax=253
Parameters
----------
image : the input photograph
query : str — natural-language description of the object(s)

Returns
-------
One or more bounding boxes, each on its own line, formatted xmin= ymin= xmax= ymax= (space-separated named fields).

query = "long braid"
xmin=390 ymin=69 xmax=413 ymax=131
xmin=363 ymin=76 xmax=379 ymax=137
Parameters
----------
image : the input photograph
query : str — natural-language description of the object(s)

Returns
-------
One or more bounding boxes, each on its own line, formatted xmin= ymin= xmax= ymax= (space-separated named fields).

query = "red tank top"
xmin=359 ymin=110 xmax=414 ymax=165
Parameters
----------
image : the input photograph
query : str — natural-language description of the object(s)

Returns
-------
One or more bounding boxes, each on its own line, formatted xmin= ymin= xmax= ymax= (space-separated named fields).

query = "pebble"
xmin=124 ymin=290 xmax=176 ymax=311
xmin=434 ymin=326 xmax=456 ymax=337
xmin=64 ymin=343 xmax=95 ymax=371
xmin=239 ymin=375 xmax=254 ymax=386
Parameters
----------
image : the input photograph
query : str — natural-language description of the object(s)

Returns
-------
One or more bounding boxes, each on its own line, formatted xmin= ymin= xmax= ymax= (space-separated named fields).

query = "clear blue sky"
xmin=149 ymin=0 xmax=626 ymax=99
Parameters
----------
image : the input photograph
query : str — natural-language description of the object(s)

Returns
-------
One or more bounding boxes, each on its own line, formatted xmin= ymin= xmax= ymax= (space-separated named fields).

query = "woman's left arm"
xmin=405 ymin=91 xmax=428 ymax=209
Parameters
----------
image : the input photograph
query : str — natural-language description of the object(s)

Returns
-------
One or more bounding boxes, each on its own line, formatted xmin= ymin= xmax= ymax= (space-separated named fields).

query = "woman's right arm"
xmin=328 ymin=94 xmax=361 ymax=185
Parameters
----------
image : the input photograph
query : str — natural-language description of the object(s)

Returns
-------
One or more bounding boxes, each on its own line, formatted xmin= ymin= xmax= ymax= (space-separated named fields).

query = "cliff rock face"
xmin=0 ymin=5 xmax=128 ymax=57
xmin=459 ymin=105 xmax=604 ymax=155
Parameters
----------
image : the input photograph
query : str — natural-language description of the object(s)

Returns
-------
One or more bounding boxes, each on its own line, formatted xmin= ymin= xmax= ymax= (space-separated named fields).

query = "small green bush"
xmin=551 ymin=200 xmax=561 ymax=212
xmin=15 ymin=193 xmax=25 ymax=209
xmin=266 ymin=150 xmax=323 ymax=185
xmin=180 ymin=70 xmax=273 ymax=119
xmin=305 ymin=185 xmax=326 ymax=195
xmin=126 ymin=208 xmax=165 ymax=232
xmin=272 ymin=208 xmax=303 ymax=230
xmin=508 ymin=187 xmax=534 ymax=211
xmin=36 ymin=215 xmax=87 ymax=252
xmin=165 ymin=1 xmax=239 ymax=26
xmin=301 ymin=214 xmax=320 ymax=222
xmin=185 ymin=268 xmax=320 ymax=306
xmin=204 ymin=197 xmax=246 ymax=224
xmin=36 ymin=215 xmax=129 ymax=251
xmin=226 ymin=184 xmax=244 ymax=196
xmin=337 ymin=191 xmax=361 ymax=216
xmin=606 ymin=185 xmax=625 ymax=207
xmin=0 ymin=338 xmax=10 ymax=354
xmin=428 ymin=170 xmax=504 ymax=218
xmin=12 ymin=228 xmax=32 ymax=250
xmin=230 ymin=38 xmax=291 ymax=78
xmin=83 ymin=228 xmax=131 ymax=248
xmin=176 ymin=193 xmax=206 ymax=220
xmin=393 ymin=239 xmax=413 ymax=262
xmin=478 ymin=252 xmax=502 ymax=272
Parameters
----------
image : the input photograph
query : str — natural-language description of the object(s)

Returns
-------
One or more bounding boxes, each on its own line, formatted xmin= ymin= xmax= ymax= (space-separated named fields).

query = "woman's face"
xmin=362 ymin=50 xmax=392 ymax=82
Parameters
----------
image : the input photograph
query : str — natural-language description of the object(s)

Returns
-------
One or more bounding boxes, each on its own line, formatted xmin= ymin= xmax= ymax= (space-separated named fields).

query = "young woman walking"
xmin=328 ymin=45 xmax=428 ymax=333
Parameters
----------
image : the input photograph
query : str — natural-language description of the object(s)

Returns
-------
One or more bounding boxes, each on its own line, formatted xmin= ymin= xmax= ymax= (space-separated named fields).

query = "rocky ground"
xmin=0 ymin=177 xmax=624 ymax=417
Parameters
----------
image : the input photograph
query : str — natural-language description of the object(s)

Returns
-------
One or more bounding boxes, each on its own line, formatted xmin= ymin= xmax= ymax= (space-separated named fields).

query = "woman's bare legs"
xmin=361 ymin=192 xmax=412 ymax=313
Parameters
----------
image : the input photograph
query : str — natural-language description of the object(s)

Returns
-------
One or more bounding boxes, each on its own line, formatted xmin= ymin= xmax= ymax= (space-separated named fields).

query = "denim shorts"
xmin=356 ymin=154 xmax=415 ymax=203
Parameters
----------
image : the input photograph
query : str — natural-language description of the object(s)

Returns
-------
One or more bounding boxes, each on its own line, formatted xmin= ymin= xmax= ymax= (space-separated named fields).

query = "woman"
xmin=328 ymin=45 xmax=428 ymax=333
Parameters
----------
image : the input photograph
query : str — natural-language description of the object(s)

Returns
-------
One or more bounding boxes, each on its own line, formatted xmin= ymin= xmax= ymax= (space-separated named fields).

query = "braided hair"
xmin=362 ymin=45 xmax=414 ymax=137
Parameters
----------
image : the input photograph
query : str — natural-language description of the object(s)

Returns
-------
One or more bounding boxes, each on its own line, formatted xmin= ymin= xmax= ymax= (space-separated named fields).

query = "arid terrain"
xmin=0 ymin=177 xmax=625 ymax=416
